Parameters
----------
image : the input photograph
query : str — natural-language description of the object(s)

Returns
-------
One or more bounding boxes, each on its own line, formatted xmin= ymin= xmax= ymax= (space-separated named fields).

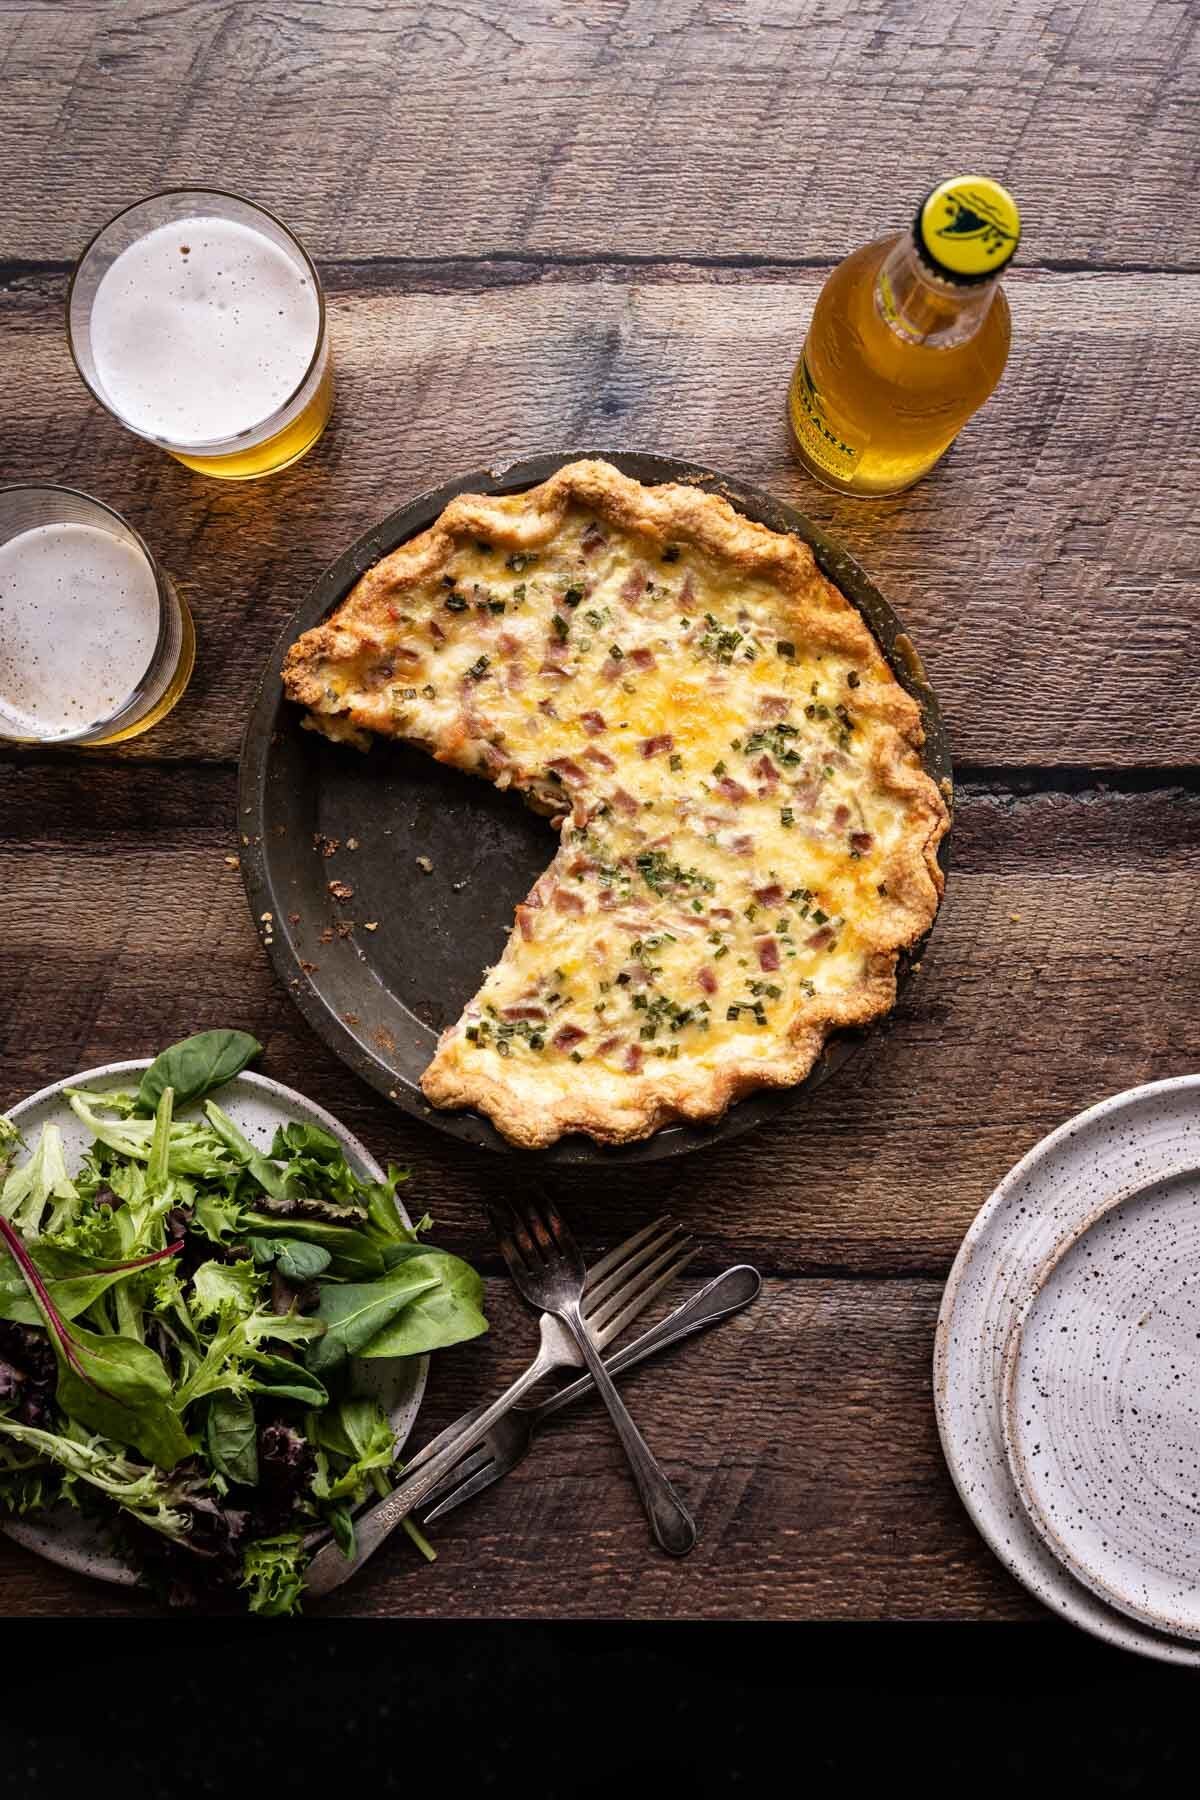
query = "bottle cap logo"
xmin=915 ymin=177 xmax=1021 ymax=283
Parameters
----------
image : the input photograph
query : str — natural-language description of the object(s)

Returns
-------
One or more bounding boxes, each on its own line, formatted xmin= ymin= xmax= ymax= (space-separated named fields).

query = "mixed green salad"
xmin=0 ymin=1031 xmax=487 ymax=1613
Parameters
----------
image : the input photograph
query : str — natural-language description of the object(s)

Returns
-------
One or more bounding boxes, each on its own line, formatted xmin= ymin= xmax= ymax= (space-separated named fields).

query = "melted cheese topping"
xmin=298 ymin=501 xmax=923 ymax=1126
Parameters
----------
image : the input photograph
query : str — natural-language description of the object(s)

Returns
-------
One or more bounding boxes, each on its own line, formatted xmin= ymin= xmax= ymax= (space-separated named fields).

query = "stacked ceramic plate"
xmin=935 ymin=1076 xmax=1200 ymax=1663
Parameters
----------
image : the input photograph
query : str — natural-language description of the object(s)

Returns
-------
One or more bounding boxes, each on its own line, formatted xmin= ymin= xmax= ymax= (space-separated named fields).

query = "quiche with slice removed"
xmin=283 ymin=459 xmax=949 ymax=1149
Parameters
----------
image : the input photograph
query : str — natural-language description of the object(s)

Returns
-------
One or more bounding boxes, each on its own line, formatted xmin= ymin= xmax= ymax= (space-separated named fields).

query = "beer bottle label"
xmin=792 ymin=352 xmax=864 ymax=478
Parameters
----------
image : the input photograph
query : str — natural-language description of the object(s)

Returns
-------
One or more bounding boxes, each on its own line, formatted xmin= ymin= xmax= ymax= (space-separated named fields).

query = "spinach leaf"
xmin=137 ymin=1030 xmax=262 ymax=1115
xmin=246 ymin=1352 xmax=328 ymax=1407
xmin=312 ymin=1396 xmax=394 ymax=1502
xmin=206 ymin=1391 xmax=259 ymax=1486
xmin=247 ymin=1236 xmax=331 ymax=1282
xmin=359 ymin=1247 xmax=488 ymax=1358
xmin=241 ymin=1215 xmax=386 ymax=1280
xmin=305 ymin=1266 xmax=441 ymax=1376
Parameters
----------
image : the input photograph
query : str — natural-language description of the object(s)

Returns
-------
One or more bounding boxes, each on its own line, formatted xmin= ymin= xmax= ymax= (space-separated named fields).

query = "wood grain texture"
xmin=0 ymin=0 xmax=1197 ymax=1625
xmin=3 ymin=775 xmax=1199 ymax=1276
xmin=1 ymin=269 xmax=1198 ymax=766
xmin=1 ymin=0 xmax=1197 ymax=268
xmin=0 ymin=1277 xmax=1037 ymax=1619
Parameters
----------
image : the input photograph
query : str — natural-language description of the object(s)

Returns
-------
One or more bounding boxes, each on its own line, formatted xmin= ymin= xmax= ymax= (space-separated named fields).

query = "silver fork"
xmin=396 ymin=1215 xmax=696 ymax=1485
xmin=302 ymin=1213 xmax=695 ymax=1597
xmin=491 ymin=1192 xmax=697 ymax=1557
xmin=420 ymin=1265 xmax=761 ymax=1523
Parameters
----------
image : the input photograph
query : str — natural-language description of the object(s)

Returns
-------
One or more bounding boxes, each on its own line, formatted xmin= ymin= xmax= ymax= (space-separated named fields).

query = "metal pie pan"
xmin=238 ymin=450 xmax=952 ymax=1164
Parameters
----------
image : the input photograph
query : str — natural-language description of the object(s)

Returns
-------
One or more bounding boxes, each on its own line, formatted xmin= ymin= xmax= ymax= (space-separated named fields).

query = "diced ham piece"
xmin=759 ymin=696 xmax=790 ymax=720
xmin=697 ymin=966 xmax=718 ymax=995
xmin=583 ymin=747 xmax=616 ymax=771
xmin=752 ymin=755 xmax=778 ymax=784
xmin=610 ymin=787 xmax=639 ymax=816
xmin=553 ymin=1024 xmax=587 ymax=1051
xmin=547 ymin=757 xmax=586 ymax=783
xmin=581 ymin=522 xmax=607 ymax=555
xmin=850 ymin=831 xmax=874 ymax=854
xmin=621 ymin=568 xmax=647 ymax=601
xmin=731 ymin=834 xmax=755 ymax=856
xmin=498 ymin=632 xmax=522 ymax=655
xmin=503 ymin=1004 xmax=547 ymax=1021
xmin=568 ymin=856 xmax=598 ymax=877
xmin=580 ymin=710 xmax=607 ymax=735
xmin=640 ymin=734 xmax=674 ymax=758
xmin=631 ymin=647 xmax=656 ymax=670
xmin=716 ymin=777 xmax=749 ymax=804
xmin=553 ymin=888 xmax=585 ymax=914
xmin=597 ymin=1034 xmax=620 ymax=1054
xmin=757 ymin=938 xmax=781 ymax=972
xmin=506 ymin=664 xmax=526 ymax=692
xmin=539 ymin=660 xmax=571 ymax=681
xmin=710 ymin=907 xmax=734 ymax=921
xmin=834 ymin=804 xmax=851 ymax=828
xmin=807 ymin=926 xmax=834 ymax=950
xmin=624 ymin=1044 xmax=643 ymax=1074
xmin=597 ymin=890 xmax=618 ymax=911
xmin=516 ymin=905 xmax=539 ymax=942
xmin=680 ymin=572 xmax=696 ymax=605
xmin=538 ymin=697 xmax=559 ymax=718
xmin=754 ymin=883 xmax=785 ymax=906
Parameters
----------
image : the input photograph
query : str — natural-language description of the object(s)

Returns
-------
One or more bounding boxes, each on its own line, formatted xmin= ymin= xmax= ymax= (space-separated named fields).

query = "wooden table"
xmin=0 ymin=0 xmax=1197 ymax=1623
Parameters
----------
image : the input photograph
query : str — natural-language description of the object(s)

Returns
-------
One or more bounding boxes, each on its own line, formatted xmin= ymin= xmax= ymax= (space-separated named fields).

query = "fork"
xmin=419 ymin=1264 xmax=761 ymax=1524
xmin=491 ymin=1192 xmax=697 ymax=1557
xmin=302 ymin=1213 xmax=695 ymax=1597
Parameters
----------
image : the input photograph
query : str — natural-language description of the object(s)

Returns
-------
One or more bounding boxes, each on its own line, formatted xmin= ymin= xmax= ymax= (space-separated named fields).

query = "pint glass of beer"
xmin=67 ymin=190 xmax=332 ymax=480
xmin=0 ymin=487 xmax=194 ymax=745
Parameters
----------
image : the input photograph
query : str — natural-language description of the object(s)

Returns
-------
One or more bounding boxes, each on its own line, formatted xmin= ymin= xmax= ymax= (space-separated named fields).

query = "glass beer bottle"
xmin=787 ymin=176 xmax=1021 ymax=497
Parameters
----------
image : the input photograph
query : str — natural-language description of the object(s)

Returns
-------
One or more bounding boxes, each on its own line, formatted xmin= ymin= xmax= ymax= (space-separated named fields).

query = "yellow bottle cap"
xmin=914 ymin=176 xmax=1021 ymax=284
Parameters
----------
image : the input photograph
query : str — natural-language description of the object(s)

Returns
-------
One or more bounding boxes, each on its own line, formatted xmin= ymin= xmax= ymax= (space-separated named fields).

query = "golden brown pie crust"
xmin=284 ymin=459 xmax=949 ymax=1148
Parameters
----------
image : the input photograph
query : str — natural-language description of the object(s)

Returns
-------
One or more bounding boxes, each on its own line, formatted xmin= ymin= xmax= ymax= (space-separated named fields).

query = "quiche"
xmin=283 ymin=459 xmax=949 ymax=1149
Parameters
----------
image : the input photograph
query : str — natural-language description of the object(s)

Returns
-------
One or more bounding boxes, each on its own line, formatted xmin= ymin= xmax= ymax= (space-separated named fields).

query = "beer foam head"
xmin=0 ymin=524 xmax=160 ymax=739
xmin=89 ymin=214 xmax=321 ymax=446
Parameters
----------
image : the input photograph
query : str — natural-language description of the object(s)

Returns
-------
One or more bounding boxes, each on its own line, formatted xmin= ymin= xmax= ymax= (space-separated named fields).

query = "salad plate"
xmin=0 ymin=1059 xmax=429 ymax=1591
xmin=934 ymin=1075 xmax=1200 ymax=1665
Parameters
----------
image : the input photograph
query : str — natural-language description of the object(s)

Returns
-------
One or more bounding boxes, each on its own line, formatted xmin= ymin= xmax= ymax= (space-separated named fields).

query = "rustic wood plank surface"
xmin=0 ymin=0 xmax=1197 ymax=1628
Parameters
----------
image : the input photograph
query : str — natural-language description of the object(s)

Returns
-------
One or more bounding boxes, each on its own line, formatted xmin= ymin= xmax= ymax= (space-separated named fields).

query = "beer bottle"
xmin=787 ymin=176 xmax=1021 ymax=497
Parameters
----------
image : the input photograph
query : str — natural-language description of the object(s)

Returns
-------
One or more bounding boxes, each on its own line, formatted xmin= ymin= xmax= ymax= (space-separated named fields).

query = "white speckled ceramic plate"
xmin=934 ymin=1075 xmax=1200 ymax=1665
xmin=1002 ymin=1164 xmax=1200 ymax=1640
xmin=0 ymin=1061 xmax=429 ymax=1590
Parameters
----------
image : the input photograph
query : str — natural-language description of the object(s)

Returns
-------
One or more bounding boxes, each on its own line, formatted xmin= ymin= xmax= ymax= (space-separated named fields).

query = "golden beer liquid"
xmin=787 ymin=234 xmax=1011 ymax=497
xmin=169 ymin=360 xmax=334 ymax=481
xmin=85 ymin=590 xmax=196 ymax=744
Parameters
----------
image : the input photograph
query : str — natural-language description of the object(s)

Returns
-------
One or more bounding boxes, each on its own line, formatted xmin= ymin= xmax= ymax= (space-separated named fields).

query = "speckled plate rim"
xmin=934 ymin=1074 xmax=1200 ymax=1665
xmin=1000 ymin=1162 xmax=1200 ymax=1642
xmin=0 ymin=1060 xmax=430 ymax=1590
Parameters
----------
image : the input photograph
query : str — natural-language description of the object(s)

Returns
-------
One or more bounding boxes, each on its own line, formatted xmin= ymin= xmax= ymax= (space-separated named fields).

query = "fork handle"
xmin=536 ymin=1266 xmax=761 ymax=1423
xmin=557 ymin=1299 xmax=697 ymax=1557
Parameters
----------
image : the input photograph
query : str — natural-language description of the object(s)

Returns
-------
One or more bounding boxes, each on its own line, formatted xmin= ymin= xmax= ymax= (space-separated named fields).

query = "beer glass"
xmin=67 ymin=189 xmax=332 ymax=481
xmin=0 ymin=486 xmax=194 ymax=745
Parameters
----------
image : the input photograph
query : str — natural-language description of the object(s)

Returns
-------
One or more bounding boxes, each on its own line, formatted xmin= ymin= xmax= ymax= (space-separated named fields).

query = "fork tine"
xmin=525 ymin=1192 xmax=556 ymax=1260
xmin=421 ymin=1454 xmax=508 ymax=1525
xmin=585 ymin=1220 xmax=688 ymax=1316
xmin=582 ymin=1217 xmax=676 ymax=1294
xmin=590 ymin=1241 xmax=698 ymax=1348
xmin=414 ymin=1442 xmax=496 ymax=1512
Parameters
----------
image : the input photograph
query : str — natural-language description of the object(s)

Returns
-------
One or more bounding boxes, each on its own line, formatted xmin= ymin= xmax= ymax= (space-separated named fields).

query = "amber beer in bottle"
xmin=787 ymin=176 xmax=1021 ymax=497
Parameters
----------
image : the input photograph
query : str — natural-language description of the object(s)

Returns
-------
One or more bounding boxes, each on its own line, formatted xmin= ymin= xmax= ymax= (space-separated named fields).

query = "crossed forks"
xmin=304 ymin=1207 xmax=759 ymax=1598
